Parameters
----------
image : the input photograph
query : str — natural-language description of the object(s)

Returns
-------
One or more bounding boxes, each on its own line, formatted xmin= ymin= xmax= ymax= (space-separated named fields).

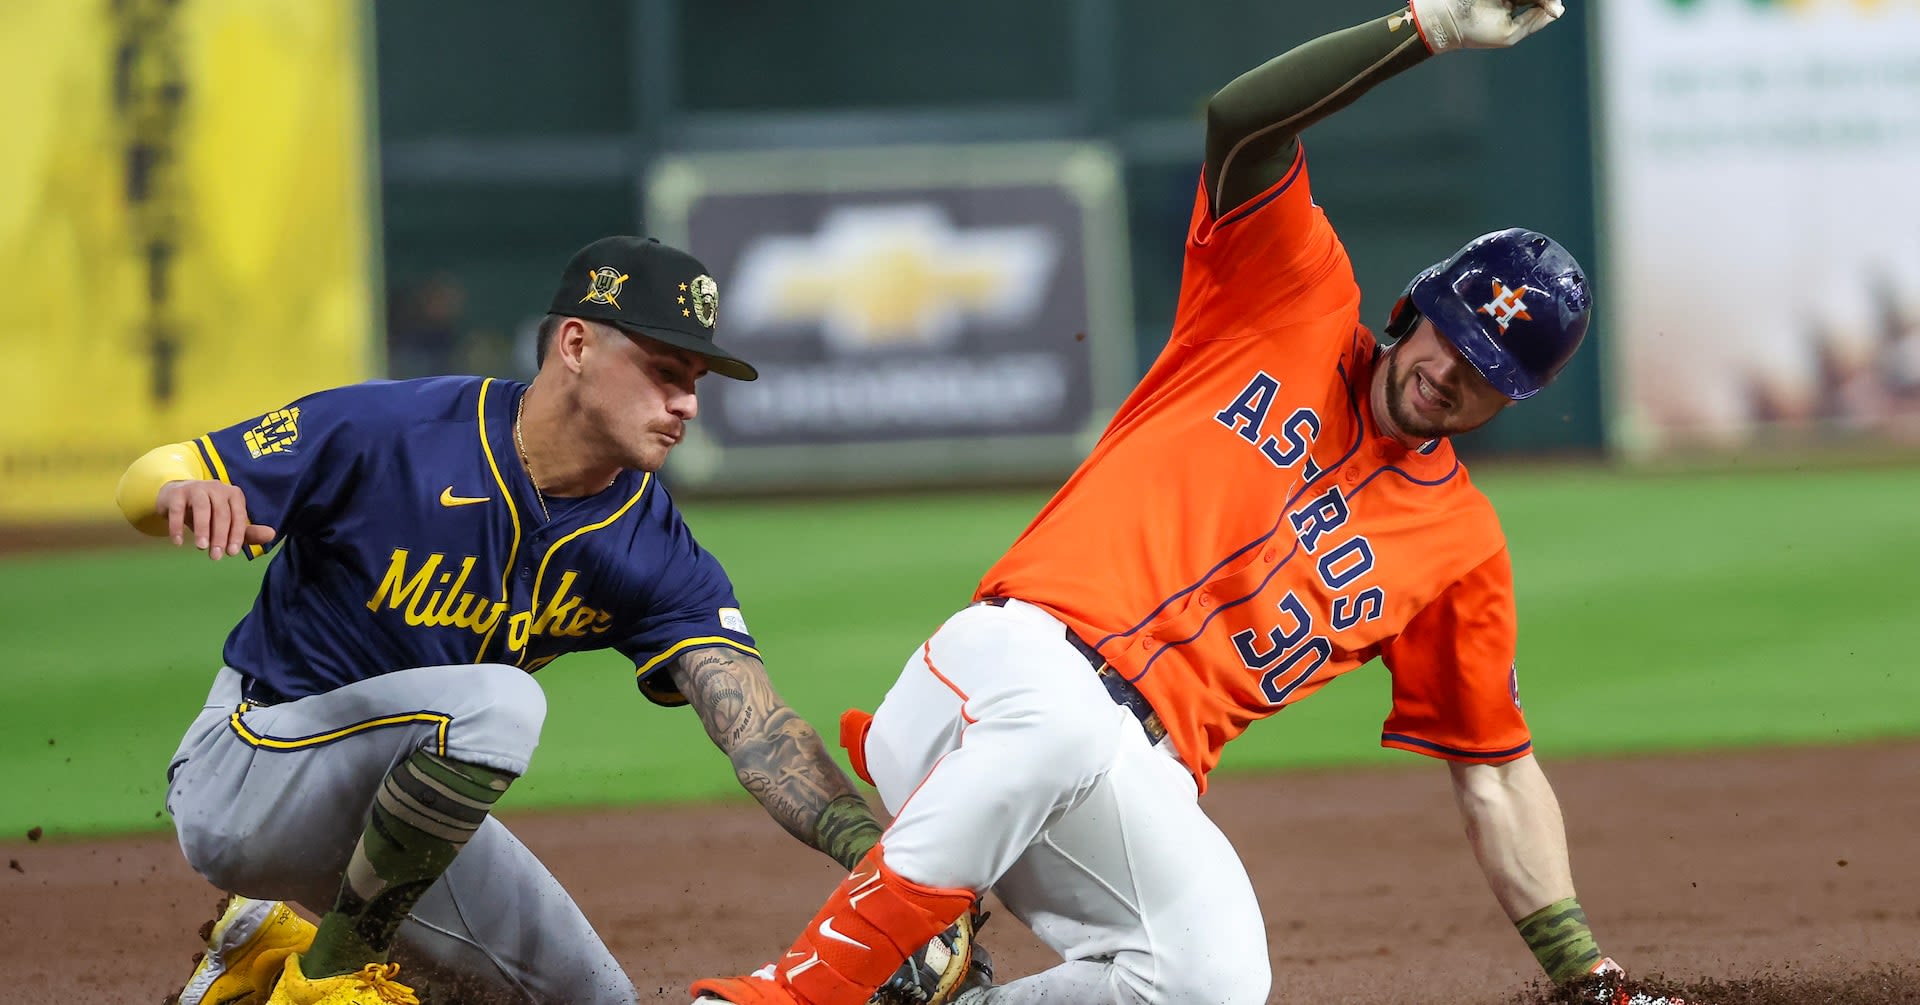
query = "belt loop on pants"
xmin=240 ymin=675 xmax=293 ymax=708
xmin=974 ymin=597 xmax=1169 ymax=744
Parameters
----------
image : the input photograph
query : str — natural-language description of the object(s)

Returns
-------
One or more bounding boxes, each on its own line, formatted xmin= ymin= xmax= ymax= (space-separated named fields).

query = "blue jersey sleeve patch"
xmin=199 ymin=382 xmax=408 ymax=550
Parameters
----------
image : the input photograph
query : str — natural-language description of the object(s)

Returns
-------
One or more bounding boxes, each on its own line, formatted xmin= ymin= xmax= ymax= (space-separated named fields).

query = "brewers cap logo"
xmin=690 ymin=274 xmax=719 ymax=328
xmin=580 ymin=267 xmax=630 ymax=309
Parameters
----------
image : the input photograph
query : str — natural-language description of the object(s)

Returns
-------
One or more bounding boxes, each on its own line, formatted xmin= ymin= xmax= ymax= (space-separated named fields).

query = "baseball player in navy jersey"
xmin=116 ymin=237 xmax=925 ymax=1005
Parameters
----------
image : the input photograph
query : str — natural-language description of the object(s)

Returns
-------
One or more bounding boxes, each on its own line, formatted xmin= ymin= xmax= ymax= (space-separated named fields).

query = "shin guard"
xmin=691 ymin=843 xmax=975 ymax=1005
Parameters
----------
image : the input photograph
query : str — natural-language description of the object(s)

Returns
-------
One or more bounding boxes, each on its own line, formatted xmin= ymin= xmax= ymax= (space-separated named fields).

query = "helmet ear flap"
xmin=1385 ymin=292 xmax=1420 ymax=343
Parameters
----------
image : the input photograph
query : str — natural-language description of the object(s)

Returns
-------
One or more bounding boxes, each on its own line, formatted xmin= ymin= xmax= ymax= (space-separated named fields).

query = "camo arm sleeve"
xmin=1204 ymin=8 xmax=1433 ymax=217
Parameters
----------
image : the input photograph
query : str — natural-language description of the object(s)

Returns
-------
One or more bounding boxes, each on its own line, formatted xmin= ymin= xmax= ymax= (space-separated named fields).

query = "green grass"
xmin=3 ymin=465 xmax=1917 ymax=838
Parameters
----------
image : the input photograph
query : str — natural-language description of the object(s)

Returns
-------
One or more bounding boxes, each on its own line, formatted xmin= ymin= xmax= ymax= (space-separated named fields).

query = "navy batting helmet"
xmin=1384 ymin=228 xmax=1592 ymax=401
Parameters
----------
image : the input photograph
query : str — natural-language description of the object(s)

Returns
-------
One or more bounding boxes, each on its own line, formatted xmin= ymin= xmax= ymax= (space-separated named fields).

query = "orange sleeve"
xmin=1377 ymin=548 xmax=1531 ymax=763
xmin=1189 ymin=144 xmax=1319 ymax=250
xmin=1176 ymin=144 xmax=1356 ymax=344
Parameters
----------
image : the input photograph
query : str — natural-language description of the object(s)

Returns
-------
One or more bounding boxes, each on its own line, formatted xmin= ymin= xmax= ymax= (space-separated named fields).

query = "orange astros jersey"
xmin=978 ymin=148 xmax=1528 ymax=787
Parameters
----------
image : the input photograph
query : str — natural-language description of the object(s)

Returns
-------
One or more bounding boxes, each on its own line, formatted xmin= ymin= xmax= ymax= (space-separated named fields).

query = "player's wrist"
xmin=812 ymin=792 xmax=883 ymax=871
xmin=1515 ymin=896 xmax=1604 ymax=983
xmin=116 ymin=441 xmax=210 ymax=535
xmin=1407 ymin=0 xmax=1462 ymax=54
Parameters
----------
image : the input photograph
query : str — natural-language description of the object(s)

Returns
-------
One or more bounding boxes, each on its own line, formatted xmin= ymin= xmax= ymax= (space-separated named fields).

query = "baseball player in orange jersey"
xmin=693 ymin=3 xmax=1672 ymax=1005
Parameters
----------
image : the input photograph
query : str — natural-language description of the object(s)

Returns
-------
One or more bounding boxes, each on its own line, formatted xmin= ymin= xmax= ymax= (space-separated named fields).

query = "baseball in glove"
xmin=870 ymin=911 xmax=993 ymax=1005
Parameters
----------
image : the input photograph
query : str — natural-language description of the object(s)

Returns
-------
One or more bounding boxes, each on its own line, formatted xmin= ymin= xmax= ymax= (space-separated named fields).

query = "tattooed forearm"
xmin=726 ymin=705 xmax=870 ymax=857
xmin=682 ymin=649 xmax=752 ymax=744
xmin=671 ymin=647 xmax=881 ymax=868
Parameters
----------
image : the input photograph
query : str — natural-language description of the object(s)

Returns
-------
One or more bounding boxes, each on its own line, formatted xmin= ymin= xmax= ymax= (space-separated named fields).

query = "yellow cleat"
xmin=264 ymin=954 xmax=418 ymax=1005
xmin=176 ymin=896 xmax=318 ymax=1005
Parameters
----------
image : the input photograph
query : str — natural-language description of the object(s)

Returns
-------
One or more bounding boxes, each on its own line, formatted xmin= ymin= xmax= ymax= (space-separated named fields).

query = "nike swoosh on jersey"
xmin=439 ymin=487 xmax=491 ymax=507
xmin=816 ymin=915 xmax=870 ymax=950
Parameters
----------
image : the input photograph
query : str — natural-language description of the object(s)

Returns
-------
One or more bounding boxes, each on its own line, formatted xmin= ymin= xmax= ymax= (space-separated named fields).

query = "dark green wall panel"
xmin=371 ymin=0 xmax=1601 ymax=453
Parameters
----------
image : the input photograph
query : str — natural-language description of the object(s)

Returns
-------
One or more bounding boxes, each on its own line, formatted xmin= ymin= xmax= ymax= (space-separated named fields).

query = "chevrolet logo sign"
xmin=729 ymin=204 xmax=1059 ymax=351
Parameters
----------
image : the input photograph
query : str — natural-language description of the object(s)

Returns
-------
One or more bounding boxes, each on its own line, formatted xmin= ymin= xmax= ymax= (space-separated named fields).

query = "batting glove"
xmin=1408 ymin=0 xmax=1565 ymax=54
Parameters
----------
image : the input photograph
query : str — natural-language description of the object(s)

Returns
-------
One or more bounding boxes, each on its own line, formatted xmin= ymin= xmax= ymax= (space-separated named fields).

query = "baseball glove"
xmin=871 ymin=911 xmax=992 ymax=1005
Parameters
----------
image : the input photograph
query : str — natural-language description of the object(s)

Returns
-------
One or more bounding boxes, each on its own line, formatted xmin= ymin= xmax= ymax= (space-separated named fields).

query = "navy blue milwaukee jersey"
xmin=191 ymin=376 xmax=756 ymax=703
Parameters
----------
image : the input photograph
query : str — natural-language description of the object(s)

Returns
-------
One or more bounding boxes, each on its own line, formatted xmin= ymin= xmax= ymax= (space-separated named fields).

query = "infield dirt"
xmin=3 ymin=740 xmax=1914 ymax=1004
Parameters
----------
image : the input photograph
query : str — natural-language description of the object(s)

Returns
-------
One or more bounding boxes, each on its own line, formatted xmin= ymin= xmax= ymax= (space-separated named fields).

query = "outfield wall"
xmin=0 ymin=1 xmax=380 ymax=525
xmin=1595 ymin=0 xmax=1920 ymax=457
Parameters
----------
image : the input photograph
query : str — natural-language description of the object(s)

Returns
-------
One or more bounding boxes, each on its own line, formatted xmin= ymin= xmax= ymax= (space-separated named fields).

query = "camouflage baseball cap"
xmin=548 ymin=236 xmax=757 ymax=381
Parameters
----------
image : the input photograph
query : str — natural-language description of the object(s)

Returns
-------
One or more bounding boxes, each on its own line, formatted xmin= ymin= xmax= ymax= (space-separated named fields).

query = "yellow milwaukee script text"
xmin=365 ymin=549 xmax=614 ymax=653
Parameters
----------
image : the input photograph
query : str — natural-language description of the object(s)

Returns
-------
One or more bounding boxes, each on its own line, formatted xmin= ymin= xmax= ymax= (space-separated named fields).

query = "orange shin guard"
xmin=691 ymin=843 xmax=975 ymax=1005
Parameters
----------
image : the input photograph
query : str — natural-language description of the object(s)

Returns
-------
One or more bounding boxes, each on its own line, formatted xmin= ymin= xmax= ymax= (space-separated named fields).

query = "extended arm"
xmin=115 ymin=441 xmax=276 ymax=559
xmin=1204 ymin=1 xmax=1563 ymax=217
xmin=1449 ymin=753 xmax=1608 ymax=982
xmin=671 ymin=645 xmax=882 ymax=870
xmin=1205 ymin=10 xmax=1430 ymax=217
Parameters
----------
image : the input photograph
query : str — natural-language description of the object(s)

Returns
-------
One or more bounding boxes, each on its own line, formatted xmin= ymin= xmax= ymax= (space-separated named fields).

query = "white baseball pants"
xmin=861 ymin=599 xmax=1271 ymax=1005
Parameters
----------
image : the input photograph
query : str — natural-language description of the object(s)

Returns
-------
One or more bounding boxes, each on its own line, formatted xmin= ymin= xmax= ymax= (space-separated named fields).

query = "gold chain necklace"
xmin=514 ymin=389 xmax=617 ymax=523
xmin=514 ymin=391 xmax=552 ymax=523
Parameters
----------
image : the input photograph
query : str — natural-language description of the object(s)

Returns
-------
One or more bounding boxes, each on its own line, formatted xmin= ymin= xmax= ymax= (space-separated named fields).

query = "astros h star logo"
xmin=1477 ymin=280 xmax=1535 ymax=332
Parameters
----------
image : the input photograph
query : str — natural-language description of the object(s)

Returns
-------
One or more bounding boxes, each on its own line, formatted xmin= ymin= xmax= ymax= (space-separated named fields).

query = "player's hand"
xmin=1408 ymin=0 xmax=1564 ymax=53
xmin=1569 ymin=957 xmax=1693 ymax=1005
xmin=156 ymin=479 xmax=277 ymax=561
xmin=1589 ymin=957 xmax=1627 ymax=979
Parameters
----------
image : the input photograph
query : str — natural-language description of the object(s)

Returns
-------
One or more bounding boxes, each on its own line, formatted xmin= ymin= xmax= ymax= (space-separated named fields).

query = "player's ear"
xmin=554 ymin=318 xmax=593 ymax=373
